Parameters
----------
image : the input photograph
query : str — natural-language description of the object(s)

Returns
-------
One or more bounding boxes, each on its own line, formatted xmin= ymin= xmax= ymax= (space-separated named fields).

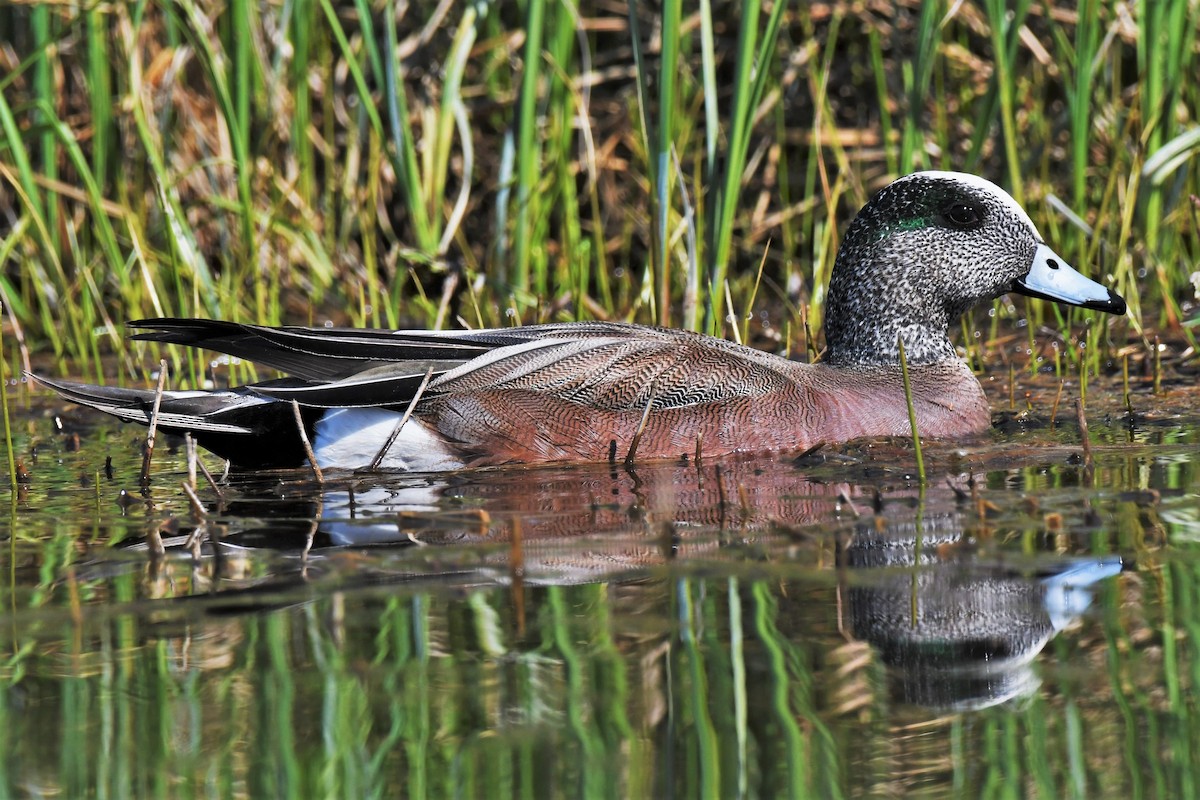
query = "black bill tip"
xmin=1081 ymin=287 xmax=1127 ymax=316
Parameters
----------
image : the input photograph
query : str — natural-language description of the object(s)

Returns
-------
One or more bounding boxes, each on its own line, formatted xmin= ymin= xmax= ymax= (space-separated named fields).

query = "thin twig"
xmin=196 ymin=456 xmax=225 ymax=500
xmin=434 ymin=271 xmax=459 ymax=331
xmin=624 ymin=391 xmax=656 ymax=466
xmin=715 ymin=464 xmax=728 ymax=511
xmin=1153 ymin=335 xmax=1163 ymax=395
xmin=0 ymin=291 xmax=31 ymax=376
xmin=1122 ymin=354 xmax=1133 ymax=416
xmin=803 ymin=302 xmax=818 ymax=361
xmin=184 ymin=524 xmax=206 ymax=560
xmin=1075 ymin=397 xmax=1094 ymax=472
xmin=181 ymin=480 xmax=208 ymax=519
xmin=724 ymin=280 xmax=740 ymax=344
xmin=140 ymin=360 xmax=169 ymax=484
xmin=147 ymin=522 xmax=166 ymax=560
xmin=185 ymin=433 xmax=197 ymax=490
xmin=369 ymin=367 xmax=435 ymax=470
xmin=737 ymin=482 xmax=751 ymax=520
xmin=510 ymin=517 xmax=526 ymax=639
xmin=301 ymin=495 xmax=322 ymax=571
xmin=208 ymin=523 xmax=225 ymax=584
xmin=292 ymin=399 xmax=324 ymax=483
xmin=1049 ymin=380 xmax=1064 ymax=428
xmin=836 ymin=490 xmax=861 ymax=518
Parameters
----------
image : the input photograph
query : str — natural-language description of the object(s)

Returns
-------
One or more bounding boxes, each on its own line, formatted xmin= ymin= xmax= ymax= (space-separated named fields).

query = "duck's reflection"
xmin=208 ymin=454 xmax=1122 ymax=711
xmin=843 ymin=521 xmax=1121 ymax=710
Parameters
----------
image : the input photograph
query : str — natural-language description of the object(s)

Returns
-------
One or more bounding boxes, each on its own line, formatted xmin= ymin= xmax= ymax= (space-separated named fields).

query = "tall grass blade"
xmin=31 ymin=2 xmax=58 ymax=252
xmin=652 ymin=0 xmax=681 ymax=327
xmin=172 ymin=0 xmax=258 ymax=267
xmin=381 ymin=0 xmax=436 ymax=254
xmin=511 ymin=0 xmax=547 ymax=296
xmin=0 ymin=312 xmax=15 ymax=496
xmin=900 ymin=0 xmax=941 ymax=173
xmin=706 ymin=0 xmax=790 ymax=334
xmin=898 ymin=334 xmax=927 ymax=485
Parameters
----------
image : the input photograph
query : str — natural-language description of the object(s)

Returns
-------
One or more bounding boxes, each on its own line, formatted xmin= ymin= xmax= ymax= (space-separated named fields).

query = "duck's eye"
xmin=943 ymin=203 xmax=982 ymax=229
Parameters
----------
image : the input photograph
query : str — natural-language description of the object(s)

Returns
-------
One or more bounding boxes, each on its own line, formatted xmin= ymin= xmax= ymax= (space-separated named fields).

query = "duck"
xmin=35 ymin=172 xmax=1127 ymax=471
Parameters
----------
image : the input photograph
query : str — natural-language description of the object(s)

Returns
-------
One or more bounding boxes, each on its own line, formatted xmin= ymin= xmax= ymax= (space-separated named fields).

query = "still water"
xmin=1 ymin=372 xmax=1198 ymax=798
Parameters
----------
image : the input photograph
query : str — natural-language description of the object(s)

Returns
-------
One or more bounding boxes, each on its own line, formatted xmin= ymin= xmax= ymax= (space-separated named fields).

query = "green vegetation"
xmin=1 ymin=429 xmax=1198 ymax=797
xmin=0 ymin=1 xmax=1198 ymax=382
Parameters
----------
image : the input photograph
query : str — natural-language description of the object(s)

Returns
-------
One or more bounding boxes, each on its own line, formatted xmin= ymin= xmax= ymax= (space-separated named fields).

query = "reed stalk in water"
xmin=897 ymin=334 xmax=926 ymax=486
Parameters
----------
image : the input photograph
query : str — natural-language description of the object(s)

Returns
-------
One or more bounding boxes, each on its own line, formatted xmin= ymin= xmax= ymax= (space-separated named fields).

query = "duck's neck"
xmin=823 ymin=317 xmax=959 ymax=367
xmin=822 ymin=254 xmax=960 ymax=367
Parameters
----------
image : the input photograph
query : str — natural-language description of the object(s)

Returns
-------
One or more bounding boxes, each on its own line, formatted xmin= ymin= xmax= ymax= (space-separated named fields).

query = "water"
xmin=2 ymin=374 xmax=1199 ymax=797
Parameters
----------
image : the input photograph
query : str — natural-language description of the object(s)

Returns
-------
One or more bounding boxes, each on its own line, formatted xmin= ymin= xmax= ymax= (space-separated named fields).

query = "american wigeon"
xmin=36 ymin=172 xmax=1127 ymax=471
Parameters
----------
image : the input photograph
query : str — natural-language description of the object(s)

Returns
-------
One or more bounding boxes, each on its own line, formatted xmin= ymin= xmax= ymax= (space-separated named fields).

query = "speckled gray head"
xmin=823 ymin=171 xmax=1127 ymax=366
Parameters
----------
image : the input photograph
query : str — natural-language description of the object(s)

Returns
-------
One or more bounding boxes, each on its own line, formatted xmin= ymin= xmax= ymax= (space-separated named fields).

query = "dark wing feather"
xmin=129 ymin=318 xmax=544 ymax=381
xmin=249 ymin=370 xmax=436 ymax=407
xmin=126 ymin=318 xmax=794 ymax=413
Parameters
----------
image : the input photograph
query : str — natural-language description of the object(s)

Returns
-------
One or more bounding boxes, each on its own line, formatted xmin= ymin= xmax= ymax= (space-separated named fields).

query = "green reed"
xmin=0 ymin=323 xmax=14 ymax=496
xmin=6 ymin=419 xmax=1200 ymax=796
xmin=899 ymin=0 xmax=941 ymax=174
xmin=0 ymin=1 xmax=1196 ymax=379
xmin=898 ymin=335 xmax=927 ymax=485
xmin=511 ymin=0 xmax=546 ymax=298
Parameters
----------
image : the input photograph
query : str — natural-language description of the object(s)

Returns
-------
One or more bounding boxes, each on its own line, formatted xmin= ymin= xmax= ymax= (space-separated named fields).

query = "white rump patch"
xmin=313 ymin=408 xmax=463 ymax=471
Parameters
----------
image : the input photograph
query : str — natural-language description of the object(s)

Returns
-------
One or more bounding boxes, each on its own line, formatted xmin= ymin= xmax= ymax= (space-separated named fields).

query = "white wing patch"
xmin=314 ymin=408 xmax=464 ymax=471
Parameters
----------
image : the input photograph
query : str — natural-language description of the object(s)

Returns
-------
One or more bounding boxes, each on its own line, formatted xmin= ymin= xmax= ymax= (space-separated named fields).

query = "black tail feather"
xmin=31 ymin=374 xmax=318 ymax=469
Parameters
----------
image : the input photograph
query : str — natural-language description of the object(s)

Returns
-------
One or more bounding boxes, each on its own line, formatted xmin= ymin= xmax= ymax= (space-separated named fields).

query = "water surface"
xmin=2 ymin=372 xmax=1199 ymax=798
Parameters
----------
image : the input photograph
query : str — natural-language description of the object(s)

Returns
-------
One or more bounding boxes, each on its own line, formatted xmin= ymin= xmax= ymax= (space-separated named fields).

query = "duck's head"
xmin=823 ymin=171 xmax=1126 ymax=366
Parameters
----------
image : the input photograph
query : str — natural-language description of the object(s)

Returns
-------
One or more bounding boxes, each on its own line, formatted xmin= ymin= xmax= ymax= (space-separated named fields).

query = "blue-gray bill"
xmin=1011 ymin=243 xmax=1127 ymax=315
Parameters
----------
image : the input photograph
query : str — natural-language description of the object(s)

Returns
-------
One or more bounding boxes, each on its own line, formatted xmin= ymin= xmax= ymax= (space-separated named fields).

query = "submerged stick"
xmin=181 ymin=480 xmax=208 ymax=520
xmin=1075 ymin=397 xmax=1093 ymax=472
xmin=1078 ymin=346 xmax=1088 ymax=407
xmin=715 ymin=464 xmax=728 ymax=512
xmin=292 ymin=399 xmax=324 ymax=484
xmin=1153 ymin=335 xmax=1162 ymax=395
xmin=509 ymin=517 xmax=526 ymax=638
xmin=140 ymin=360 xmax=169 ymax=484
xmin=1123 ymin=354 xmax=1133 ymax=417
xmin=196 ymin=457 xmax=225 ymax=500
xmin=1049 ymin=380 xmax=1064 ymax=428
xmin=625 ymin=391 xmax=655 ymax=467
xmin=369 ymin=367 xmax=434 ymax=470
xmin=185 ymin=433 xmax=197 ymax=490
xmin=897 ymin=335 xmax=926 ymax=485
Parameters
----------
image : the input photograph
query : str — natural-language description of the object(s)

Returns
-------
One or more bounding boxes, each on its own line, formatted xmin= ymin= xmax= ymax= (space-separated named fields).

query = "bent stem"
xmin=369 ymin=367 xmax=434 ymax=470
xmin=897 ymin=335 xmax=926 ymax=486
xmin=0 ymin=313 xmax=15 ymax=496
xmin=140 ymin=360 xmax=169 ymax=485
xmin=292 ymin=399 xmax=324 ymax=484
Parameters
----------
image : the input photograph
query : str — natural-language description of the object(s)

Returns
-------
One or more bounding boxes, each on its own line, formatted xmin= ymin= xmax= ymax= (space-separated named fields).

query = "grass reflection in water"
xmin=1 ymin=386 xmax=1197 ymax=797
